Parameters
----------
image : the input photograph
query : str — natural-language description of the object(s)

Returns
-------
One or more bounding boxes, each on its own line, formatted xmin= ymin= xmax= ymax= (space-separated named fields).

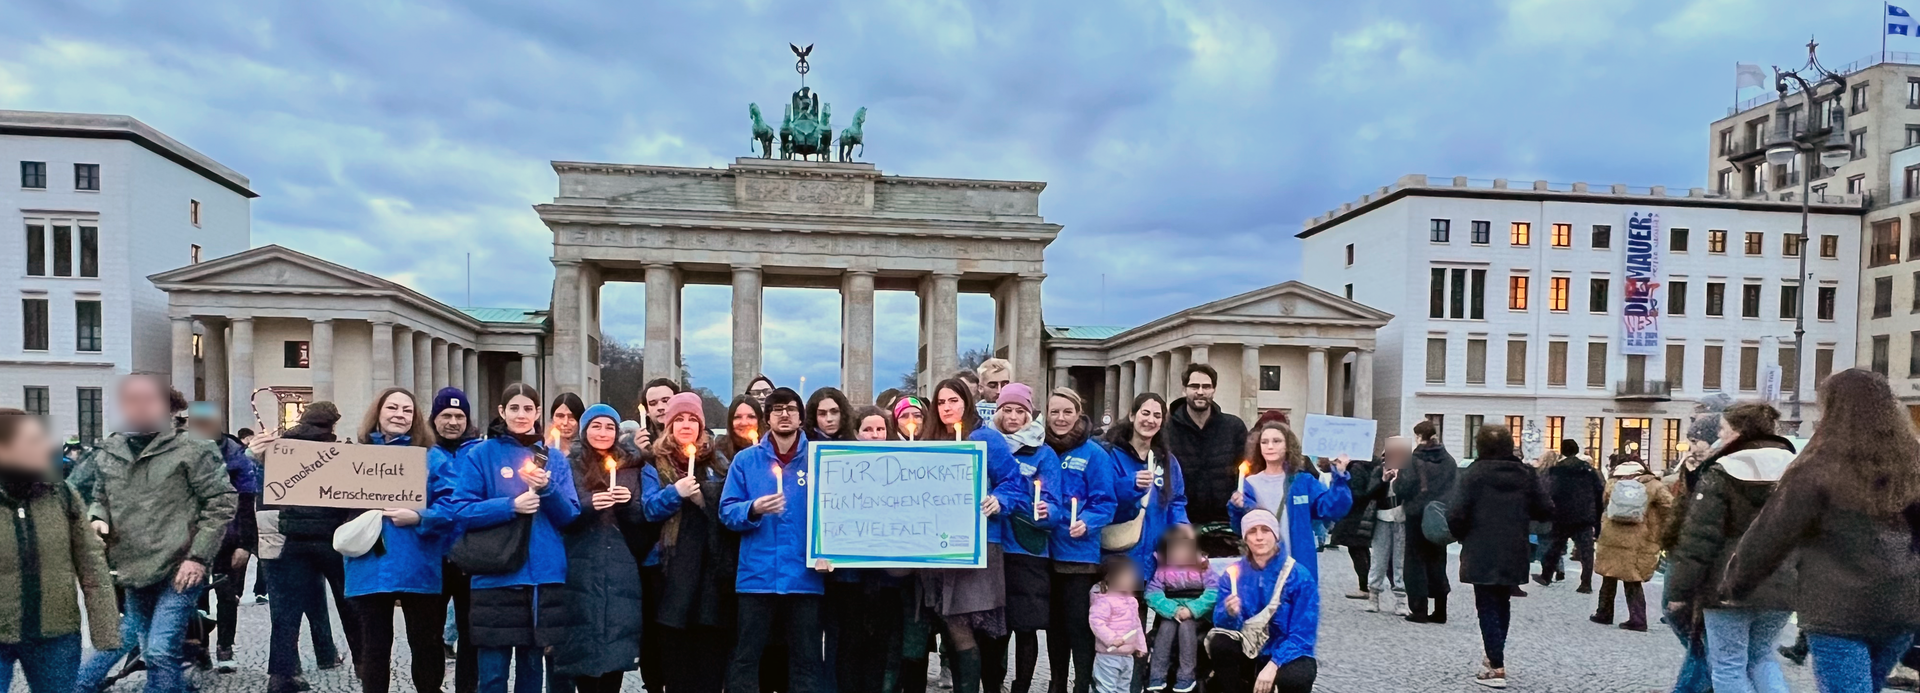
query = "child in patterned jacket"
xmin=1145 ymin=531 xmax=1216 ymax=692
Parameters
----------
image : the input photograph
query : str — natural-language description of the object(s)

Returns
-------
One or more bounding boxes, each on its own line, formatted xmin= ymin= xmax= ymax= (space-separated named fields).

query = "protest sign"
xmin=263 ymin=438 xmax=429 ymax=510
xmin=806 ymin=440 xmax=987 ymax=569
xmin=1302 ymin=414 xmax=1378 ymax=460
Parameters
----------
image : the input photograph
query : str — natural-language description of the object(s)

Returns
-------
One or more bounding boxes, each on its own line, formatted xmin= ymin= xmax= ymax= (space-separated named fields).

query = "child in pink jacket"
xmin=1090 ymin=555 xmax=1148 ymax=693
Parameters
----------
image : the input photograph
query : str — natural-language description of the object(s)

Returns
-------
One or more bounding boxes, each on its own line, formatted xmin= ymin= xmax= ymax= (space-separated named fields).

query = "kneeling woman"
xmin=642 ymin=393 xmax=738 ymax=693
xmin=448 ymin=383 xmax=582 ymax=693
xmin=552 ymin=404 xmax=646 ymax=693
xmin=1207 ymin=509 xmax=1317 ymax=693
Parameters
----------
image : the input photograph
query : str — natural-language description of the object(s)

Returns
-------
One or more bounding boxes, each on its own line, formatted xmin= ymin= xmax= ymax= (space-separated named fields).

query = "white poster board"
xmin=805 ymin=441 xmax=988 ymax=569
xmin=1301 ymin=414 xmax=1378 ymax=460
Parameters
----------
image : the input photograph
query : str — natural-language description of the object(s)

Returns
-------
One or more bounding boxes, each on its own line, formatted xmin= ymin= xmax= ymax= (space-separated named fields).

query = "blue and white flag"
xmin=1891 ymin=4 xmax=1918 ymax=36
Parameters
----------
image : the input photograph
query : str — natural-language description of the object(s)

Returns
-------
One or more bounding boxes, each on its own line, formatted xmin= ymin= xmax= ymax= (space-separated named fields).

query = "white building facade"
xmin=1300 ymin=175 xmax=1863 ymax=469
xmin=0 ymin=111 xmax=254 ymax=441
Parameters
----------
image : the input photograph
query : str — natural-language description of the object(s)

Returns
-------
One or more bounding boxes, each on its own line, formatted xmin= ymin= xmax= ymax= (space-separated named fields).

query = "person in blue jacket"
xmin=1228 ymin=420 xmax=1353 ymax=583
xmin=1043 ymin=388 xmax=1118 ymax=693
xmin=1104 ymin=392 xmax=1190 ymax=580
xmin=922 ymin=377 xmax=1025 ymax=693
xmin=1205 ymin=509 xmax=1318 ymax=693
xmin=345 ymin=387 xmax=455 ymax=693
xmin=427 ymin=387 xmax=482 ymax=693
xmin=447 ymin=382 xmax=581 ymax=693
xmin=988 ymin=382 xmax=1062 ymax=693
xmin=720 ymin=387 xmax=826 ymax=693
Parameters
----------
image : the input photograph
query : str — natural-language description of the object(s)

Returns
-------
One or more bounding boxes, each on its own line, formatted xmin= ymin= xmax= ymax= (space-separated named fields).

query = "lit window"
xmin=1510 ymin=222 xmax=1531 ymax=246
xmin=1548 ymin=277 xmax=1569 ymax=312
xmin=1508 ymin=275 xmax=1530 ymax=310
xmin=1708 ymin=229 xmax=1728 ymax=253
xmin=1744 ymin=232 xmax=1764 ymax=256
xmin=1550 ymin=223 xmax=1571 ymax=247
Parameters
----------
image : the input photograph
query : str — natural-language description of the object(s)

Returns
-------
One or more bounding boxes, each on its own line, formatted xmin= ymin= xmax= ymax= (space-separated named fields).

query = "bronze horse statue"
xmin=749 ymin=103 xmax=775 ymax=158
xmin=838 ymin=107 xmax=866 ymax=162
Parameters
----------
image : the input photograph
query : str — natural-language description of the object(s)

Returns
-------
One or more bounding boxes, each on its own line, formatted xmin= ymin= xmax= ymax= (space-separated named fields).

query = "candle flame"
xmin=903 ymin=421 xmax=919 ymax=438
xmin=1239 ymin=461 xmax=1251 ymax=476
xmin=603 ymin=455 xmax=616 ymax=475
xmin=747 ymin=426 xmax=758 ymax=442
xmin=683 ymin=443 xmax=696 ymax=459
xmin=544 ymin=425 xmax=562 ymax=449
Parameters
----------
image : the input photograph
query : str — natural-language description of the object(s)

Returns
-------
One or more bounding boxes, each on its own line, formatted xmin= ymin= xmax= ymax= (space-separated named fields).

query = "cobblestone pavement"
xmin=34 ymin=551 xmax=1824 ymax=693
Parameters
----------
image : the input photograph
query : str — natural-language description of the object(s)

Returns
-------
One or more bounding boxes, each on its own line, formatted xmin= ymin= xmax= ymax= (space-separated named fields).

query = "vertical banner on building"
xmin=1622 ymin=210 xmax=1664 ymax=356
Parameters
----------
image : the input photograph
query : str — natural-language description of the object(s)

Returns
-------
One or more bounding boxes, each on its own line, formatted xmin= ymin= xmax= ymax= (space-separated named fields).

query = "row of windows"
xmin=1423 ymin=337 xmax=1832 ymax=392
xmin=17 ymin=386 xmax=103 ymax=442
xmin=1426 ymin=219 xmax=1839 ymax=260
xmin=1432 ymin=266 xmax=1837 ymax=320
xmin=1428 ymin=414 xmax=1689 ymax=465
xmin=24 ymin=221 xmax=100 ymax=278
xmin=1864 ymin=273 xmax=1920 ymax=319
xmin=21 ymin=298 xmax=103 ymax=352
xmin=20 ymin=161 xmax=100 ymax=191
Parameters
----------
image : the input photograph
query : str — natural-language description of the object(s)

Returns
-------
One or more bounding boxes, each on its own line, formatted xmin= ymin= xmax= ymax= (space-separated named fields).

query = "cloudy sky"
xmin=1 ymin=0 xmax=1897 ymax=395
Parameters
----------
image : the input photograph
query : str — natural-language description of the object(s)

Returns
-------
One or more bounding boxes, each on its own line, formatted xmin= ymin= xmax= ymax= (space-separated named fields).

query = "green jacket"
xmin=85 ymin=429 xmax=236 ymax=589
xmin=0 ymin=477 xmax=120 ymax=648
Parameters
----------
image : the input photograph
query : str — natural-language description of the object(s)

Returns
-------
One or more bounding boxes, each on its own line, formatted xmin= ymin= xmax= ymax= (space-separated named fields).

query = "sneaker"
xmin=1531 ymin=573 xmax=1551 ymax=587
xmin=1510 ymin=586 xmax=1528 ymax=597
xmin=1590 ymin=614 xmax=1612 ymax=625
xmin=1146 ymin=679 xmax=1168 ymax=692
xmin=1394 ymin=605 xmax=1412 ymax=617
xmin=1779 ymin=645 xmax=1808 ymax=666
xmin=254 ymin=595 xmax=268 ymax=605
xmin=1173 ymin=678 xmax=1197 ymax=693
xmin=1886 ymin=664 xmax=1919 ymax=690
xmin=1474 ymin=668 xmax=1508 ymax=689
xmin=317 ymin=656 xmax=344 ymax=671
xmin=1344 ymin=589 xmax=1370 ymax=600
xmin=215 ymin=647 xmax=236 ymax=673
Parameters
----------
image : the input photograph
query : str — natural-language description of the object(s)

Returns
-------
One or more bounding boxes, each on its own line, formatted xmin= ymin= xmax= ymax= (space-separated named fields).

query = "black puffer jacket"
xmin=1664 ymin=435 xmax=1797 ymax=611
xmin=1543 ymin=455 xmax=1604 ymax=527
xmin=1328 ymin=458 xmax=1378 ymax=548
xmin=1162 ymin=398 xmax=1248 ymax=526
xmin=1393 ymin=441 xmax=1458 ymax=523
xmin=1448 ymin=455 xmax=1553 ymax=586
xmin=551 ymin=457 xmax=646 ymax=678
xmin=272 ymin=417 xmax=352 ymax=541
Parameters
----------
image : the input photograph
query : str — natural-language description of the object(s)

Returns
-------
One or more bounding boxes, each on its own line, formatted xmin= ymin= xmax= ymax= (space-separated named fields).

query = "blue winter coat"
xmin=999 ymin=440 xmax=1062 ymax=558
xmin=1229 ymin=470 xmax=1353 ymax=582
xmin=1107 ymin=444 xmax=1189 ymax=578
xmin=345 ymin=433 xmax=462 ymax=597
xmin=446 ymin=435 xmax=581 ymax=589
xmin=719 ymin=431 xmax=823 ymax=595
xmin=1048 ymin=436 xmax=1119 ymax=565
xmin=971 ymin=426 xmax=1025 ymax=547
xmin=1212 ymin=554 xmax=1318 ymax=668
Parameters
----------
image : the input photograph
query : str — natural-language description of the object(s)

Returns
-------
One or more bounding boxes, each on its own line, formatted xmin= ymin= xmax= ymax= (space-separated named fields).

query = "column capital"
xmin=311 ymin=317 xmax=333 ymax=325
xmin=843 ymin=268 xmax=876 ymax=277
xmin=1016 ymin=272 xmax=1047 ymax=282
xmin=645 ymin=262 xmax=678 ymax=272
xmin=370 ymin=318 xmax=394 ymax=327
xmin=230 ymin=316 xmax=253 ymax=324
xmin=732 ymin=263 xmax=764 ymax=273
xmin=930 ymin=270 xmax=963 ymax=279
xmin=1308 ymin=345 xmax=1329 ymax=353
xmin=552 ymin=258 xmax=582 ymax=268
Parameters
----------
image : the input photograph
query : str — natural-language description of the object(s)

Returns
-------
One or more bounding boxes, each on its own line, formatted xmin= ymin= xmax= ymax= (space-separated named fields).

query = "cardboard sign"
xmin=263 ymin=438 xmax=429 ymax=510
xmin=1302 ymin=414 xmax=1378 ymax=460
xmin=806 ymin=441 xmax=988 ymax=569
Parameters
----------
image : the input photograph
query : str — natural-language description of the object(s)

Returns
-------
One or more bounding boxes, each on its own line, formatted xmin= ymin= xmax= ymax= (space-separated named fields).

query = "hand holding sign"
xmin=1302 ymin=414 xmax=1377 ymax=462
xmin=263 ymin=438 xmax=427 ymax=510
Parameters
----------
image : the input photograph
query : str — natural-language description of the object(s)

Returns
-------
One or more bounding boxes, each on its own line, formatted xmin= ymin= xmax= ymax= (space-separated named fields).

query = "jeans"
xmin=0 ymin=632 xmax=80 ymax=693
xmin=212 ymin=548 xmax=245 ymax=651
xmin=76 ymin=581 xmax=207 ymax=693
xmin=1541 ymin=524 xmax=1594 ymax=584
xmin=1092 ymin=654 xmax=1134 ymax=693
xmin=1806 ymin=632 xmax=1917 ymax=693
xmin=1472 ymin=585 xmax=1512 ymax=669
xmin=729 ymin=593 xmax=824 ymax=693
xmin=1367 ymin=520 xmax=1406 ymax=614
xmin=476 ymin=646 xmax=543 ymax=693
xmin=1701 ymin=608 xmax=1791 ymax=693
xmin=1147 ymin=618 xmax=1198 ymax=687
xmin=352 ymin=592 xmax=449 ymax=693
xmin=1667 ymin=605 xmax=1713 ymax=693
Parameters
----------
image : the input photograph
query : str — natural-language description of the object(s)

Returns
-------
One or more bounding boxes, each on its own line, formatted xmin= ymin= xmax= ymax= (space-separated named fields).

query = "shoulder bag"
xmin=448 ymin=444 xmax=544 ymax=575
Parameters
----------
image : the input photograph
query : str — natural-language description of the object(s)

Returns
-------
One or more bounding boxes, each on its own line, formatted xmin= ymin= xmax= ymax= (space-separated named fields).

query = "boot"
xmin=1591 ymin=578 xmax=1616 ymax=624
xmin=952 ymin=648 xmax=983 ymax=693
xmin=1620 ymin=583 xmax=1649 ymax=631
xmin=1404 ymin=597 xmax=1430 ymax=623
xmin=268 ymin=676 xmax=303 ymax=693
xmin=1576 ymin=561 xmax=1594 ymax=594
xmin=900 ymin=657 xmax=931 ymax=693
xmin=1431 ymin=595 xmax=1448 ymax=624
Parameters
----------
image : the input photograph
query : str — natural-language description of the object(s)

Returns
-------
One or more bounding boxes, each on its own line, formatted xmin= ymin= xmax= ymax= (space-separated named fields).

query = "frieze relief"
xmin=560 ymin=226 xmax=1041 ymax=262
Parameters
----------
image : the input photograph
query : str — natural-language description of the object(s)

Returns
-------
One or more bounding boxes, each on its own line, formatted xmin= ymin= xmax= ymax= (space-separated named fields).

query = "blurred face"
xmin=116 ymin=376 xmax=171 ymax=432
xmin=856 ymin=415 xmax=889 ymax=441
xmin=1164 ymin=541 xmax=1199 ymax=567
xmin=731 ymin=404 xmax=759 ymax=440
xmin=0 ymin=416 xmax=52 ymax=474
xmin=670 ymin=412 xmax=701 ymax=447
xmin=997 ymin=404 xmax=1030 ymax=434
xmin=379 ymin=392 xmax=416 ymax=437
xmin=1383 ymin=438 xmax=1412 ymax=467
xmin=644 ymin=386 xmax=676 ymax=425
xmin=551 ymin=404 xmax=579 ymax=439
xmin=1131 ymin=399 xmax=1164 ymax=440
xmin=814 ymin=398 xmax=842 ymax=436
xmin=1244 ymin=525 xmax=1278 ymax=560
xmin=434 ymin=409 xmax=468 ymax=441
xmin=1183 ymin=371 xmax=1216 ymax=410
xmin=896 ymin=407 xmax=925 ymax=438
xmin=767 ymin=400 xmax=802 ymax=435
xmin=188 ymin=416 xmax=221 ymax=440
xmin=499 ymin=395 xmax=540 ymax=436
xmin=935 ymin=387 xmax=967 ymax=428
xmin=1107 ymin=564 xmax=1139 ymax=592
xmin=584 ymin=417 xmax=619 ymax=452
xmin=1259 ymin=428 xmax=1288 ymax=467
xmin=1046 ymin=396 xmax=1079 ymax=437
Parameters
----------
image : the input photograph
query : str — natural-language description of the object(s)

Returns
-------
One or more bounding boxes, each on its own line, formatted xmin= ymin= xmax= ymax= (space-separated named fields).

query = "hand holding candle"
xmin=1032 ymin=478 xmax=1043 ymax=521
xmin=683 ymin=443 xmax=697 ymax=475
xmin=1224 ymin=564 xmax=1242 ymax=616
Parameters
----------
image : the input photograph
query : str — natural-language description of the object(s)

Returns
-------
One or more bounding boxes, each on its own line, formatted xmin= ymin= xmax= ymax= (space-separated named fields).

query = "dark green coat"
xmin=83 ymin=429 xmax=237 ymax=589
xmin=0 ymin=478 xmax=120 ymax=648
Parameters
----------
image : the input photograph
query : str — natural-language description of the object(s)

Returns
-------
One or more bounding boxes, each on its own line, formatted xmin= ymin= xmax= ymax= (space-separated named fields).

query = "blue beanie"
xmin=431 ymin=387 xmax=470 ymax=419
xmin=581 ymin=403 xmax=621 ymax=431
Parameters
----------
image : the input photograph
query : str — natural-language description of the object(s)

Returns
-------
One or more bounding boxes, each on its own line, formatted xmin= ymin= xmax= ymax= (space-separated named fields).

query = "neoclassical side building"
xmin=1045 ymin=281 xmax=1392 ymax=423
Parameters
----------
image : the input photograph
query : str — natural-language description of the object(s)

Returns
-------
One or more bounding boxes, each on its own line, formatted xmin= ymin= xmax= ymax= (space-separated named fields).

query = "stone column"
xmin=394 ymin=326 xmax=415 ymax=396
xmin=520 ymin=352 xmax=540 ymax=389
xmin=1104 ymin=365 xmax=1120 ymax=416
xmin=1329 ymin=350 xmax=1348 ymax=416
xmin=202 ymin=321 xmax=228 ymax=427
xmin=1190 ymin=344 xmax=1210 ymax=365
xmin=413 ymin=332 xmax=432 ymax=400
xmin=732 ymin=265 xmax=765 ymax=394
xmin=926 ymin=273 xmax=961 ymax=382
xmin=1135 ymin=356 xmax=1153 ymax=398
xmin=432 ymin=338 xmax=451 ymax=393
xmin=1354 ymin=348 xmax=1375 ymax=420
xmin=1306 ymin=346 xmax=1329 ymax=415
xmin=1016 ymin=275 xmax=1045 ymax=390
xmin=1240 ymin=344 xmax=1261 ymax=422
xmin=463 ymin=349 xmax=479 ymax=397
xmin=840 ymin=270 xmax=875 ymax=403
xmin=645 ymin=264 xmax=681 ymax=384
xmin=1168 ymin=348 xmax=1190 ymax=394
xmin=550 ymin=260 xmax=584 ymax=398
xmin=370 ymin=321 xmax=394 ymax=391
xmin=309 ymin=319 xmax=335 ymax=403
xmin=1052 ymin=366 xmax=1070 ymax=393
xmin=170 ymin=317 xmax=196 ymax=396
xmin=1150 ymin=352 xmax=1170 ymax=397
xmin=228 ymin=318 xmax=254 ymax=431
xmin=1118 ymin=361 xmax=1136 ymax=409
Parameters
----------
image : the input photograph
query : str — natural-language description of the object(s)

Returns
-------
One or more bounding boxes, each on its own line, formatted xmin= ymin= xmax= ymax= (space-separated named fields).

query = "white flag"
xmin=1735 ymin=63 xmax=1766 ymax=90
xmin=1891 ymin=4 xmax=1918 ymax=36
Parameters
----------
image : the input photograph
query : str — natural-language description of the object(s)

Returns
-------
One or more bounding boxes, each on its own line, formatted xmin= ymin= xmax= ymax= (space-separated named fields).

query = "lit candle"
xmin=683 ymin=443 xmax=697 ymax=476
xmin=903 ymin=421 xmax=918 ymax=439
xmin=747 ymin=426 xmax=759 ymax=443
xmin=955 ymin=423 xmax=963 ymax=442
xmin=1226 ymin=564 xmax=1240 ymax=600
xmin=773 ymin=463 xmax=784 ymax=497
xmin=1236 ymin=461 xmax=1250 ymax=493
xmin=1032 ymin=478 xmax=1043 ymax=521
xmin=604 ymin=456 xmax=619 ymax=491
xmin=1070 ymin=496 xmax=1080 ymax=525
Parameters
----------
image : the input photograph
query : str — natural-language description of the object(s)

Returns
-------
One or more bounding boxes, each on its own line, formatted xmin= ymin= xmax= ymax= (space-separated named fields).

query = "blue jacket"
xmin=720 ymin=431 xmax=823 ymax=595
xmin=1212 ymin=554 xmax=1318 ymax=668
xmin=1229 ymin=470 xmax=1353 ymax=582
xmin=999 ymin=437 xmax=1062 ymax=558
xmin=345 ymin=433 xmax=461 ymax=597
xmin=971 ymin=426 xmax=1025 ymax=547
xmin=1048 ymin=436 xmax=1119 ymax=565
xmin=1107 ymin=444 xmax=1189 ymax=578
xmin=446 ymin=435 xmax=581 ymax=589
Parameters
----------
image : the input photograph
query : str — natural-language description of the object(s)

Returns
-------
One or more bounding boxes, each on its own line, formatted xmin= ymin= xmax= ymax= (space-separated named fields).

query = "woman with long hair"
xmin=1103 ymin=393 xmax=1190 ymax=579
xmin=719 ymin=395 xmax=763 ymax=459
xmin=447 ymin=383 xmax=582 ymax=693
xmin=807 ymin=387 xmax=855 ymax=442
xmin=1228 ymin=421 xmax=1353 ymax=582
xmin=642 ymin=393 xmax=739 ymax=693
xmin=1725 ymin=369 xmax=1920 ymax=692
xmin=551 ymin=403 xmax=644 ymax=693
xmin=923 ymin=378 xmax=1023 ymax=693
xmin=1447 ymin=425 xmax=1552 ymax=689
xmin=987 ymin=383 xmax=1062 ymax=693
xmin=345 ymin=388 xmax=453 ymax=693
xmin=1393 ymin=419 xmax=1457 ymax=624
xmin=1041 ymin=388 xmax=1116 ymax=693
xmin=550 ymin=393 xmax=585 ymax=445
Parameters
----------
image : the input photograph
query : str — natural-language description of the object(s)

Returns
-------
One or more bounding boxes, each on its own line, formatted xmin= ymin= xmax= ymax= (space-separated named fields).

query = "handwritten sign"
xmin=806 ymin=441 xmax=987 ymax=569
xmin=263 ymin=438 xmax=428 ymax=510
xmin=1302 ymin=414 xmax=1378 ymax=460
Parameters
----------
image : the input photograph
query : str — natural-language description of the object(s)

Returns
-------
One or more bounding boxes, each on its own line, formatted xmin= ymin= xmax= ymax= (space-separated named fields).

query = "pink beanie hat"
xmin=663 ymin=392 xmax=705 ymax=428
xmin=996 ymin=383 xmax=1035 ymax=412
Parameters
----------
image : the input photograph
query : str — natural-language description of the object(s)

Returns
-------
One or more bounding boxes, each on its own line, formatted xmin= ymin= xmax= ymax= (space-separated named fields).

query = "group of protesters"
xmin=3 ymin=361 xmax=1919 ymax=693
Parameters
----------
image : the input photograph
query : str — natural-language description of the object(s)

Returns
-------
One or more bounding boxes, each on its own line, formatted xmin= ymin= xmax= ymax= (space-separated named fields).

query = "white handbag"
xmin=332 ymin=510 xmax=385 ymax=558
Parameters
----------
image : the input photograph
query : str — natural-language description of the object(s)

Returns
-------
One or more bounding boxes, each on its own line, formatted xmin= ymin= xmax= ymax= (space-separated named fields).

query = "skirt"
xmin=1003 ymin=552 xmax=1052 ymax=632
xmin=469 ymin=585 xmax=569 ymax=649
xmin=929 ymin=544 xmax=1006 ymax=619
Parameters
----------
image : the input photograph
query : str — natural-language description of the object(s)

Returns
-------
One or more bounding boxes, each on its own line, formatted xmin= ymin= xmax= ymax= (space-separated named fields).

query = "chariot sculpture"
xmin=748 ymin=44 xmax=868 ymax=162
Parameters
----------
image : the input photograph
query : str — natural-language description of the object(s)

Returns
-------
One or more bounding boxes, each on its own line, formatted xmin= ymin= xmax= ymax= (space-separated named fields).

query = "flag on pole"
xmin=1735 ymin=63 xmax=1767 ymax=90
xmin=1891 ymin=4 xmax=1918 ymax=35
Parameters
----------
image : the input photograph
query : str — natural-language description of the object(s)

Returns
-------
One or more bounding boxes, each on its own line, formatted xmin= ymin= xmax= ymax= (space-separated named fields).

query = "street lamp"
xmin=1763 ymin=38 xmax=1853 ymax=435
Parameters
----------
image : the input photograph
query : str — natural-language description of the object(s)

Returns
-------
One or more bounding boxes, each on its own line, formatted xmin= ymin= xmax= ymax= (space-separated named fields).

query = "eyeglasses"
xmin=747 ymin=388 xmax=774 ymax=397
xmin=768 ymin=405 xmax=802 ymax=416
